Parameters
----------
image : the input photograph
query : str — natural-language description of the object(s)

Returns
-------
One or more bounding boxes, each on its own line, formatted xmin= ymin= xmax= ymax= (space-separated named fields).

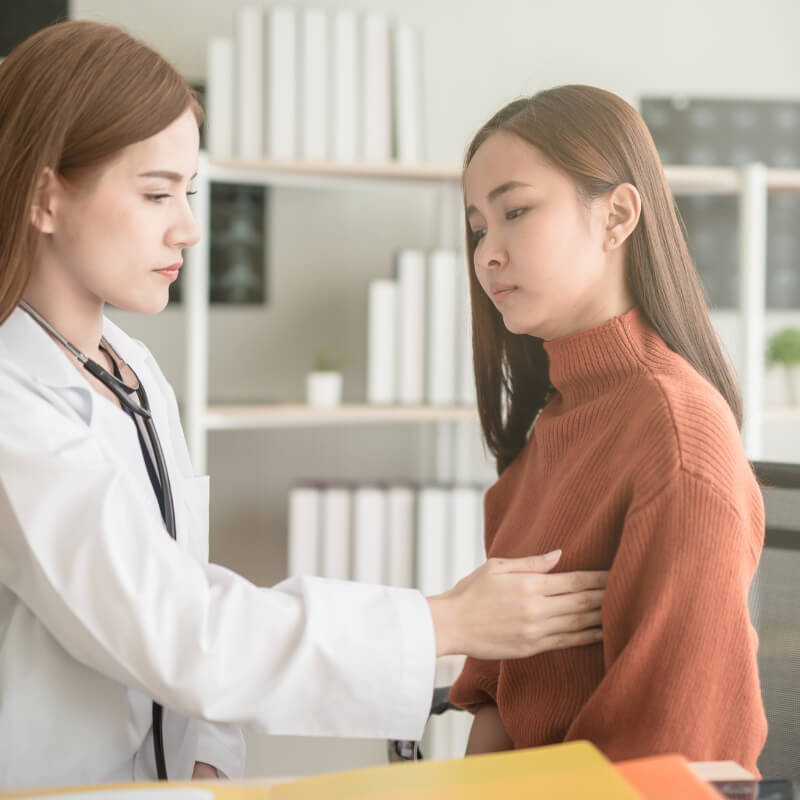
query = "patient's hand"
xmin=466 ymin=704 xmax=514 ymax=755
xmin=427 ymin=550 xmax=607 ymax=659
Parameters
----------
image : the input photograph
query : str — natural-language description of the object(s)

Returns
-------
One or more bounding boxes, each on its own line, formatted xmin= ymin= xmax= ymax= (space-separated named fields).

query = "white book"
xmin=386 ymin=485 xmax=415 ymax=587
xmin=395 ymin=249 xmax=426 ymax=406
xmin=206 ymin=37 xmax=234 ymax=159
xmin=367 ymin=279 xmax=396 ymax=405
xmin=300 ymin=8 xmax=327 ymax=160
xmin=320 ymin=485 xmax=351 ymax=580
xmin=331 ymin=9 xmax=358 ymax=163
xmin=361 ymin=13 xmax=391 ymax=163
xmin=287 ymin=485 xmax=321 ymax=578
xmin=456 ymin=250 xmax=477 ymax=406
xmin=449 ymin=486 xmax=482 ymax=586
xmin=236 ymin=6 xmax=264 ymax=160
xmin=352 ymin=485 xmax=387 ymax=584
xmin=392 ymin=23 xmax=421 ymax=164
xmin=427 ymin=250 xmax=458 ymax=406
xmin=416 ymin=486 xmax=450 ymax=597
xmin=265 ymin=6 xmax=297 ymax=160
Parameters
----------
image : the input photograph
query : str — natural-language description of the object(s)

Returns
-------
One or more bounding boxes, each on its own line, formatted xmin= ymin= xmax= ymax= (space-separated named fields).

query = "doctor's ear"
xmin=30 ymin=167 xmax=60 ymax=234
xmin=604 ymin=183 xmax=641 ymax=250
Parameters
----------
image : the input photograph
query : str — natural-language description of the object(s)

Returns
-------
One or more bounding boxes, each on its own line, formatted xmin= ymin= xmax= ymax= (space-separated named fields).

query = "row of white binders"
xmin=206 ymin=6 xmax=422 ymax=164
xmin=287 ymin=483 xmax=486 ymax=596
xmin=367 ymin=249 xmax=475 ymax=407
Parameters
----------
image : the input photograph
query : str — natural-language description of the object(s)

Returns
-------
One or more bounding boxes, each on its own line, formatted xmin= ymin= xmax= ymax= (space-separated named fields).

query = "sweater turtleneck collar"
xmin=542 ymin=306 xmax=659 ymax=406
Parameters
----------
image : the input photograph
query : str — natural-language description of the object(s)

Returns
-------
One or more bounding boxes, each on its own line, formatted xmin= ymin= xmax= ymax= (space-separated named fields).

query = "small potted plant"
xmin=766 ymin=327 xmax=800 ymax=407
xmin=306 ymin=350 xmax=346 ymax=407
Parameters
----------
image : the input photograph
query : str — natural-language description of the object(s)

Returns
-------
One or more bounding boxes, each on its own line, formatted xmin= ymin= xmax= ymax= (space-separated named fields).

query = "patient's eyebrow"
xmin=466 ymin=180 xmax=533 ymax=216
xmin=138 ymin=170 xmax=198 ymax=182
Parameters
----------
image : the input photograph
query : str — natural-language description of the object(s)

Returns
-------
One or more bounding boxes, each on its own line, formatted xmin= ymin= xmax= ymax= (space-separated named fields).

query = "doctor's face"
xmin=43 ymin=108 xmax=201 ymax=315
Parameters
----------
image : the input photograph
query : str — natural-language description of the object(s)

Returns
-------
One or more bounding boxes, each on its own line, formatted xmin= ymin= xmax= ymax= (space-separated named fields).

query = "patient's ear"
xmin=30 ymin=167 xmax=59 ymax=234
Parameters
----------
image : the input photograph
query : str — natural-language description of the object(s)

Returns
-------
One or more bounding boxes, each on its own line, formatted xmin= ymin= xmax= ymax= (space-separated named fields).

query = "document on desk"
xmin=4 ymin=742 xmax=643 ymax=799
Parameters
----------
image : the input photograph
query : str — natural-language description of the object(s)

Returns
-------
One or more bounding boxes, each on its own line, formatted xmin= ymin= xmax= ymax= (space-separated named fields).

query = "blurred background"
xmin=3 ymin=0 xmax=799 ymax=780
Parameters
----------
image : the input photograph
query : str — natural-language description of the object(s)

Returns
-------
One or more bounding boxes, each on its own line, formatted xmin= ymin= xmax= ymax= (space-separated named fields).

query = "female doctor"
xmin=0 ymin=21 xmax=608 ymax=786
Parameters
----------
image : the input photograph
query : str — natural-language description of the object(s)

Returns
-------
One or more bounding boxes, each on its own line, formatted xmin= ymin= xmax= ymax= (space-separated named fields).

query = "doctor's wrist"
xmin=426 ymin=591 xmax=459 ymax=658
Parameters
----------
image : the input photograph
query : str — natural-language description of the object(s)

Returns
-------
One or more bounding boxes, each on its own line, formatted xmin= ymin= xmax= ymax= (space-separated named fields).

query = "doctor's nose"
xmin=168 ymin=205 xmax=202 ymax=250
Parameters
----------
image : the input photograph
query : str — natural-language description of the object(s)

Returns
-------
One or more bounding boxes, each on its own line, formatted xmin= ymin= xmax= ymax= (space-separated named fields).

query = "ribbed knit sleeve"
xmin=449 ymin=655 xmax=499 ymax=711
xmin=564 ymin=467 xmax=767 ymax=773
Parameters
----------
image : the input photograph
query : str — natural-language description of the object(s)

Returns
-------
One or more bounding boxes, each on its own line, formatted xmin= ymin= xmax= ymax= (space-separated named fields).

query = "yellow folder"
xmin=5 ymin=741 xmax=642 ymax=800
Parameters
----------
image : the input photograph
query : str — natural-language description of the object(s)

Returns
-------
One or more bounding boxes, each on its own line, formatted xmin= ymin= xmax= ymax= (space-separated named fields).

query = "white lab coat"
xmin=0 ymin=308 xmax=435 ymax=788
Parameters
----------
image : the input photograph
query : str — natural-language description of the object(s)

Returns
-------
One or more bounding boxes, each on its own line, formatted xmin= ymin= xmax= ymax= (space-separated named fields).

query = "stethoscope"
xmin=19 ymin=299 xmax=174 ymax=781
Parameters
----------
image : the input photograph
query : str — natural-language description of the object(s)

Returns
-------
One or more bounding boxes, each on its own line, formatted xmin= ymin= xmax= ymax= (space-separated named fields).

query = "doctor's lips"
xmin=154 ymin=261 xmax=183 ymax=281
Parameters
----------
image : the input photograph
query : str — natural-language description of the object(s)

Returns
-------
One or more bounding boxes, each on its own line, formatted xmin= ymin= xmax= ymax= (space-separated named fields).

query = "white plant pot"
xmin=306 ymin=371 xmax=343 ymax=407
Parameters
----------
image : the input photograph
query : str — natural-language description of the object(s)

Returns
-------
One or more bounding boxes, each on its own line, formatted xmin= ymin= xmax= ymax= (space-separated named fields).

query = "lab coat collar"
xmin=0 ymin=306 xmax=157 ymax=426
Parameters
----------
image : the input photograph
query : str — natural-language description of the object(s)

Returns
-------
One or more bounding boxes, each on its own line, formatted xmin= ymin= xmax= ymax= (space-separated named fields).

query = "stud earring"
xmin=609 ymin=236 xmax=616 ymax=245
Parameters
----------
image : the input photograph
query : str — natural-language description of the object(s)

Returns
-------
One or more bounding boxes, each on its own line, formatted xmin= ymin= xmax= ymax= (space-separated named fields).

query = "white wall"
xmin=69 ymin=0 xmax=800 ymax=778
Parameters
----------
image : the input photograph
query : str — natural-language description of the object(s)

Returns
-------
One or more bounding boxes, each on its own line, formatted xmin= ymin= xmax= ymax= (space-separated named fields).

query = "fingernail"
xmin=595 ymin=629 xmax=604 ymax=639
xmin=544 ymin=549 xmax=562 ymax=561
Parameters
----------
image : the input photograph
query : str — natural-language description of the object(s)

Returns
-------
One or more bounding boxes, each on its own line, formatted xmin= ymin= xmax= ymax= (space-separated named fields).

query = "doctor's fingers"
xmin=526 ymin=624 xmax=604 ymax=658
xmin=539 ymin=588 xmax=605 ymax=618
xmin=535 ymin=569 xmax=609 ymax=596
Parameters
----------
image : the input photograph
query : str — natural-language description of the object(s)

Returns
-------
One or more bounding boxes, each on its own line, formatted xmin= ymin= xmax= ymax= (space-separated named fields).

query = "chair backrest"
xmin=750 ymin=461 xmax=800 ymax=783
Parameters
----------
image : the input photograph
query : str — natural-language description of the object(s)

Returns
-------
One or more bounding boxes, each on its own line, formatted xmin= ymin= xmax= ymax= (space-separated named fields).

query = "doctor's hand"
xmin=426 ymin=550 xmax=608 ymax=660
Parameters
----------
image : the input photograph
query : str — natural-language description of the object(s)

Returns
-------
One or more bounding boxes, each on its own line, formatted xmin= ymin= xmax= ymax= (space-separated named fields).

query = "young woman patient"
xmin=449 ymin=85 xmax=767 ymax=774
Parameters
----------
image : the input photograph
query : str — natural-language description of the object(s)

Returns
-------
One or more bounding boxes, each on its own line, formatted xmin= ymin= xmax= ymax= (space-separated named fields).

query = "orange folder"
xmin=615 ymin=754 xmax=725 ymax=800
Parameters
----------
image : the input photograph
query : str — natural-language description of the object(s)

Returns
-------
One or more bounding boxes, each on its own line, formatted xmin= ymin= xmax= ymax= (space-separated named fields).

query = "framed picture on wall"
xmin=0 ymin=1 xmax=68 ymax=56
xmin=168 ymin=83 xmax=269 ymax=306
xmin=169 ymin=182 xmax=269 ymax=306
xmin=642 ymin=97 xmax=800 ymax=310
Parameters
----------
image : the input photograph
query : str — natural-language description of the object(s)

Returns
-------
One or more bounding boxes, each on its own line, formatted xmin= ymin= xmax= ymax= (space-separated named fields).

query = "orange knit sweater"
xmin=450 ymin=307 xmax=767 ymax=772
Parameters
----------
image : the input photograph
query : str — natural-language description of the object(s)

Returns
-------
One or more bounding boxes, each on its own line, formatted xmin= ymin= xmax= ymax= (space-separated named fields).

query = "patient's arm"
xmin=465 ymin=703 xmax=514 ymax=755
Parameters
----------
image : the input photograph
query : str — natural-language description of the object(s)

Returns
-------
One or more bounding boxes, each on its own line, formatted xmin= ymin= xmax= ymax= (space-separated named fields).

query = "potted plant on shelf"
xmin=766 ymin=327 xmax=800 ymax=407
xmin=306 ymin=350 xmax=347 ymax=408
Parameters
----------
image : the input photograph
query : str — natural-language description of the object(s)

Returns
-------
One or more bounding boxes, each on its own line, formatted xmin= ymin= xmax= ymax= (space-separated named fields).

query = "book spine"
xmin=265 ymin=6 xmax=297 ymax=160
xmin=449 ymin=486 xmax=482 ymax=585
xmin=386 ymin=485 xmax=416 ymax=587
xmin=206 ymin=37 xmax=234 ymax=160
xmin=236 ymin=5 xmax=264 ymax=160
xmin=456 ymin=251 xmax=477 ymax=406
xmin=361 ymin=13 xmax=391 ymax=163
xmin=287 ymin=485 xmax=321 ymax=577
xmin=331 ymin=9 xmax=359 ymax=163
xmin=301 ymin=8 xmax=328 ymax=160
xmin=352 ymin=485 xmax=387 ymax=584
xmin=367 ymin=279 xmax=397 ymax=405
xmin=392 ymin=23 xmax=421 ymax=164
xmin=427 ymin=250 xmax=458 ymax=406
xmin=321 ymin=485 xmax=351 ymax=580
xmin=395 ymin=249 xmax=426 ymax=406
xmin=416 ymin=486 xmax=450 ymax=596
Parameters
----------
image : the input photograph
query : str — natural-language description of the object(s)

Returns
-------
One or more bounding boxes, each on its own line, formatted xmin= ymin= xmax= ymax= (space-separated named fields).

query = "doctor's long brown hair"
xmin=0 ymin=20 xmax=202 ymax=325
xmin=466 ymin=86 xmax=742 ymax=475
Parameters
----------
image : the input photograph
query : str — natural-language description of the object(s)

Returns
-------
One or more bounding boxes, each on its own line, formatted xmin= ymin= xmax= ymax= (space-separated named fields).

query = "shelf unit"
xmin=184 ymin=155 xmax=800 ymax=473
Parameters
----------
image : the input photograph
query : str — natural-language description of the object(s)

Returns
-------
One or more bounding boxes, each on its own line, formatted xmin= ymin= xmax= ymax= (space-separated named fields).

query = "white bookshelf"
xmin=204 ymin=404 xmax=478 ymax=430
xmin=184 ymin=155 xmax=800 ymax=472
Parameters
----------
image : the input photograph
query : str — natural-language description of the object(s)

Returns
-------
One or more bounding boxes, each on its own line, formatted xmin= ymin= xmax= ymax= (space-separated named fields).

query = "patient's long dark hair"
xmin=465 ymin=86 xmax=741 ymax=474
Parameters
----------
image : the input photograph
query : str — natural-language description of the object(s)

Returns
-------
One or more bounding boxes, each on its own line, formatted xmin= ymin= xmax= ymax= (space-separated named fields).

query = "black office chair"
xmin=750 ymin=461 xmax=800 ymax=785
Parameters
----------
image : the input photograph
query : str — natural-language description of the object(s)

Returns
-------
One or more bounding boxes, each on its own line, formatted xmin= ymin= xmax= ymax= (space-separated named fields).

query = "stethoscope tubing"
xmin=18 ymin=299 xmax=175 ymax=780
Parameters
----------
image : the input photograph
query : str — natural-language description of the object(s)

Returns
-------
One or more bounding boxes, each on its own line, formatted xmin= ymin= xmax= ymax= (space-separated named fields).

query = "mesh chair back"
xmin=750 ymin=462 xmax=800 ymax=783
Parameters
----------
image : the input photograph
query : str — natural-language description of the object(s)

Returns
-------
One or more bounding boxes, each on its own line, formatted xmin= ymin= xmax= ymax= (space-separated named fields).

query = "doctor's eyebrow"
xmin=138 ymin=170 xmax=198 ymax=182
xmin=465 ymin=180 xmax=534 ymax=217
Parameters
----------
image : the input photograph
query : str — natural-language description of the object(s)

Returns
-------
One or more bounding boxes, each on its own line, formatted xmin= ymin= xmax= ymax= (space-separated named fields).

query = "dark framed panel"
xmin=641 ymin=98 xmax=800 ymax=310
xmin=169 ymin=182 xmax=269 ymax=306
xmin=0 ymin=1 xmax=68 ymax=57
